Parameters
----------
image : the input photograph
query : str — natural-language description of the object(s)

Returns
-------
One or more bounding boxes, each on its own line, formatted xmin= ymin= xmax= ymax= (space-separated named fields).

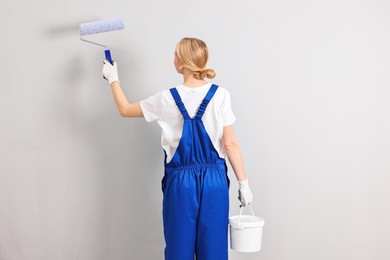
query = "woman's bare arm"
xmin=110 ymin=81 xmax=144 ymax=118
xmin=222 ymin=124 xmax=247 ymax=181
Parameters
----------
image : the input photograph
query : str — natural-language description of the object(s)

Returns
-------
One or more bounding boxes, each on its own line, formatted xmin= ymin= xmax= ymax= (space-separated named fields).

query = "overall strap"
xmin=169 ymin=87 xmax=190 ymax=120
xmin=195 ymin=84 xmax=219 ymax=119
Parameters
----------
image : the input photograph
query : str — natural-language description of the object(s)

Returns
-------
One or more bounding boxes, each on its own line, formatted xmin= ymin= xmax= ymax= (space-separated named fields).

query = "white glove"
xmin=238 ymin=178 xmax=253 ymax=207
xmin=102 ymin=60 xmax=120 ymax=86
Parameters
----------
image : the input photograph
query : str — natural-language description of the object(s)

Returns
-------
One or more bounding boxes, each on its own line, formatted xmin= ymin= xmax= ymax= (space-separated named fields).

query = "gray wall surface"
xmin=1 ymin=0 xmax=390 ymax=259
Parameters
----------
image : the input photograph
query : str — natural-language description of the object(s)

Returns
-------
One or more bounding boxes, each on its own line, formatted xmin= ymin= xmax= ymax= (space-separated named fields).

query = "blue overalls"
xmin=161 ymin=84 xmax=231 ymax=260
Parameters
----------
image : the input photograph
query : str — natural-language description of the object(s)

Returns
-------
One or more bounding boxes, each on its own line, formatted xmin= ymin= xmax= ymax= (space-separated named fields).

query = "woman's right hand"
xmin=102 ymin=59 xmax=119 ymax=86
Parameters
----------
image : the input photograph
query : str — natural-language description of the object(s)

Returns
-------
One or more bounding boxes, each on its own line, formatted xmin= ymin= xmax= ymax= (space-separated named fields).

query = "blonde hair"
xmin=175 ymin=37 xmax=216 ymax=79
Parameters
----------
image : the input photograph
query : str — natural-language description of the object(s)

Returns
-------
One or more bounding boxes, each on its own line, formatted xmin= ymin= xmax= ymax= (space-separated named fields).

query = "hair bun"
xmin=194 ymin=68 xmax=216 ymax=79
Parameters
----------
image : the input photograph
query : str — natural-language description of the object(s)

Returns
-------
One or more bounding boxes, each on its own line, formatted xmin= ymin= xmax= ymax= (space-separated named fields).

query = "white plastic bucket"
xmin=229 ymin=204 xmax=265 ymax=252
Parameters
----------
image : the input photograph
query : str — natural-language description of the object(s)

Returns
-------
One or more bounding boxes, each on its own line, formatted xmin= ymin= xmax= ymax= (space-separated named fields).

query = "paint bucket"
xmin=229 ymin=204 xmax=265 ymax=252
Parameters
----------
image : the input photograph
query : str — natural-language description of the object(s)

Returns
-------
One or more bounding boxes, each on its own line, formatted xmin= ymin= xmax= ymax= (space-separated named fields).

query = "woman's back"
xmin=140 ymin=82 xmax=236 ymax=163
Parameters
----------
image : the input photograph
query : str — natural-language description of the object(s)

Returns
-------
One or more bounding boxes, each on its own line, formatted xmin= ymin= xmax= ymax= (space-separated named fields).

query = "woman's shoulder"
xmin=213 ymin=85 xmax=233 ymax=102
xmin=215 ymin=85 xmax=230 ymax=94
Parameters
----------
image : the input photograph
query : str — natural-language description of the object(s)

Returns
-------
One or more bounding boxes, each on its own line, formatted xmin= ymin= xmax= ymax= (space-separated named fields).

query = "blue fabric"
xmin=161 ymin=84 xmax=230 ymax=260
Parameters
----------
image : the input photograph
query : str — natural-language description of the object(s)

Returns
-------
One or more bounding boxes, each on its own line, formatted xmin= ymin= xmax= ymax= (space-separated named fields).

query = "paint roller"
xmin=79 ymin=18 xmax=125 ymax=64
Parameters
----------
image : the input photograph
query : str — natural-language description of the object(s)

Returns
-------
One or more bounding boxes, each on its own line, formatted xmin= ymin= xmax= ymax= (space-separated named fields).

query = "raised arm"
xmin=110 ymin=81 xmax=143 ymax=118
xmin=102 ymin=60 xmax=144 ymax=118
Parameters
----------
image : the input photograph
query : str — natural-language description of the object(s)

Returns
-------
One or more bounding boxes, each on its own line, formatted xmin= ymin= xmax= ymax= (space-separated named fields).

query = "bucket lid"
xmin=229 ymin=215 xmax=265 ymax=228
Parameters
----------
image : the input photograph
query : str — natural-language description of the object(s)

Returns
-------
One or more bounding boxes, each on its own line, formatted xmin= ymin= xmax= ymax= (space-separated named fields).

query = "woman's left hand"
xmin=238 ymin=178 xmax=253 ymax=207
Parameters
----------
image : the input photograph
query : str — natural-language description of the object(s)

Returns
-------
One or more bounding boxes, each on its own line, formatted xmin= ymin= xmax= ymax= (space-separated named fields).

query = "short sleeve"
xmin=221 ymin=90 xmax=236 ymax=126
xmin=140 ymin=91 xmax=164 ymax=122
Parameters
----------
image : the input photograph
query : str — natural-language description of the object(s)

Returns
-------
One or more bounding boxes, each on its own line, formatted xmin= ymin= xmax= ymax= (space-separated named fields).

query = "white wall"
xmin=1 ymin=0 xmax=389 ymax=259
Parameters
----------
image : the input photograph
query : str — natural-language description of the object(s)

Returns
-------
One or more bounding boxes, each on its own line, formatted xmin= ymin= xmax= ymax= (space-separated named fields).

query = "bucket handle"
xmin=237 ymin=204 xmax=255 ymax=227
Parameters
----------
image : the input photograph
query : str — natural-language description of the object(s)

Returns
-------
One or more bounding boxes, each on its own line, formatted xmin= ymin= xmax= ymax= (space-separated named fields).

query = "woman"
xmin=102 ymin=37 xmax=254 ymax=260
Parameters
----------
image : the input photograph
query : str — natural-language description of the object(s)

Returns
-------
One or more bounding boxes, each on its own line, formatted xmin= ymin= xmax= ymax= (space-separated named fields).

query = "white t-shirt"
xmin=140 ymin=83 xmax=236 ymax=163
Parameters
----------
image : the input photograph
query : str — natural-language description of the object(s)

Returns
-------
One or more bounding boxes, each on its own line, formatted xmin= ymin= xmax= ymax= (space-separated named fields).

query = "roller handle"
xmin=105 ymin=49 xmax=113 ymax=65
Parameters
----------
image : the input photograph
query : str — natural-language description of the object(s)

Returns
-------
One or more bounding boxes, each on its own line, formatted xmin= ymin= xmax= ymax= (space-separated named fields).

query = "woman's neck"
xmin=182 ymin=70 xmax=207 ymax=88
